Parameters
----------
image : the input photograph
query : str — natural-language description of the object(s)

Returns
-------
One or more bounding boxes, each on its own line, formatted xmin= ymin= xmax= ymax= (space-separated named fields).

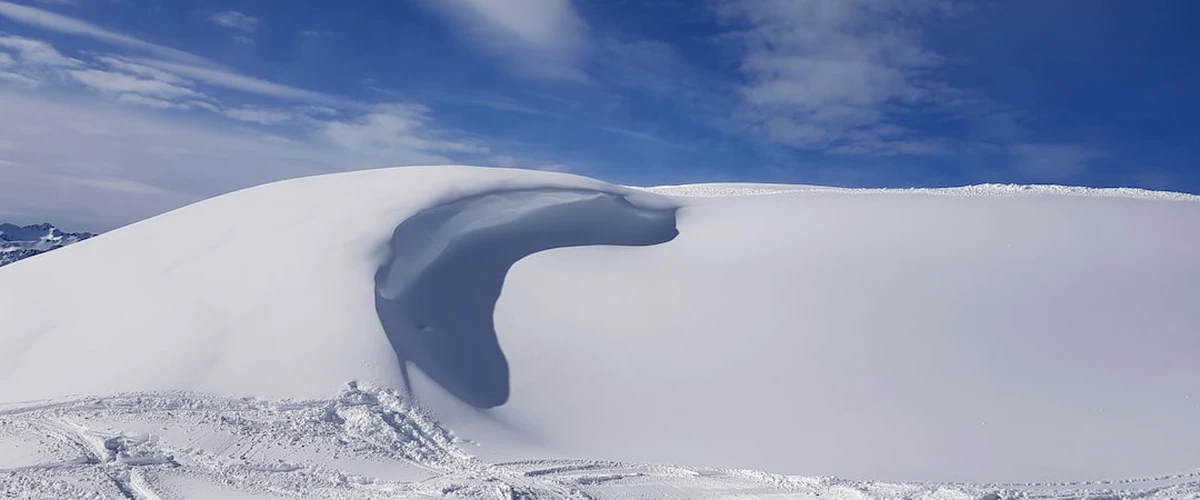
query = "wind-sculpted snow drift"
xmin=375 ymin=189 xmax=678 ymax=408
xmin=2 ymin=166 xmax=1199 ymax=497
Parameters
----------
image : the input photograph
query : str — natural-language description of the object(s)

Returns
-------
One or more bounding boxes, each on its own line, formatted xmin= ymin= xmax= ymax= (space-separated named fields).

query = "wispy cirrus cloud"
xmin=68 ymin=68 xmax=206 ymax=99
xmin=221 ymin=106 xmax=299 ymax=125
xmin=320 ymin=103 xmax=489 ymax=156
xmin=0 ymin=34 xmax=209 ymax=108
xmin=0 ymin=34 xmax=78 ymax=86
xmin=133 ymin=59 xmax=350 ymax=105
xmin=0 ymin=33 xmax=78 ymax=66
xmin=2 ymin=1 xmax=345 ymax=105
xmin=593 ymin=125 xmax=696 ymax=152
xmin=209 ymin=11 xmax=258 ymax=32
xmin=0 ymin=0 xmax=206 ymax=63
xmin=95 ymin=56 xmax=191 ymax=85
xmin=419 ymin=0 xmax=588 ymax=80
xmin=0 ymin=6 xmax=528 ymax=231
xmin=0 ymin=83 xmax=495 ymax=230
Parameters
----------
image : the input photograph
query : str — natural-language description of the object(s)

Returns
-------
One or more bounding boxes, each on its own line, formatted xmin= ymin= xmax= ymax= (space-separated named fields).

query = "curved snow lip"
xmin=375 ymin=188 xmax=679 ymax=409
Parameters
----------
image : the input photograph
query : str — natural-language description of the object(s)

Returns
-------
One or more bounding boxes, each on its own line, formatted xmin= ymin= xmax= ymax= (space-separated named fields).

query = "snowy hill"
xmin=2 ymin=166 xmax=1199 ymax=499
xmin=0 ymin=222 xmax=94 ymax=267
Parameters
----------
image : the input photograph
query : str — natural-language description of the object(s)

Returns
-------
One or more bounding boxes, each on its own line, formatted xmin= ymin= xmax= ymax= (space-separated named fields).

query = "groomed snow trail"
xmin=2 ymin=385 xmax=1197 ymax=500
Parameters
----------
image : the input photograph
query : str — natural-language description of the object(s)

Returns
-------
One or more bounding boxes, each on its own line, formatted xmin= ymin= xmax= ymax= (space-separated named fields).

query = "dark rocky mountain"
xmin=0 ymin=223 xmax=95 ymax=267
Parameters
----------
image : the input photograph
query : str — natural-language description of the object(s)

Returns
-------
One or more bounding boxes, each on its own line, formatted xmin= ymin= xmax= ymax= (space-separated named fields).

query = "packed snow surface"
xmin=2 ymin=166 xmax=1198 ymax=498
xmin=4 ymin=386 xmax=1197 ymax=499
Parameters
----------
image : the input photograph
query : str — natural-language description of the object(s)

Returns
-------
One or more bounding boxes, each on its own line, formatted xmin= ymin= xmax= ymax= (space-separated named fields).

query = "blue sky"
xmin=1 ymin=0 xmax=1197 ymax=230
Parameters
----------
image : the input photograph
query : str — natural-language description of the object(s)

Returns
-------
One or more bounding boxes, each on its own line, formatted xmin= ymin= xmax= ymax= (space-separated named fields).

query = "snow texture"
xmin=2 ymin=166 xmax=1199 ymax=498
xmin=3 ymin=385 xmax=1198 ymax=499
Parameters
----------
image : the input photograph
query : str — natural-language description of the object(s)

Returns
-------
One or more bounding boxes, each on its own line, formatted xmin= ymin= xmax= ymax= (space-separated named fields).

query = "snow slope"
xmin=2 ymin=166 xmax=1199 ymax=495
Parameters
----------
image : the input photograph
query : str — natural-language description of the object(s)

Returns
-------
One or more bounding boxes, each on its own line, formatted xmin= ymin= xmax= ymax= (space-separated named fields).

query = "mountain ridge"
xmin=0 ymin=222 xmax=95 ymax=267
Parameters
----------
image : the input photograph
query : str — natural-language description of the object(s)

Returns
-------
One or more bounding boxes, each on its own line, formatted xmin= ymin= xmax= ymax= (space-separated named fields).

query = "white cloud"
xmin=68 ymin=68 xmax=205 ymax=99
xmin=135 ymin=59 xmax=350 ymax=105
xmin=0 ymin=91 xmax=490 ymax=231
xmin=0 ymin=34 xmax=81 ymax=87
xmin=97 ymin=56 xmax=191 ymax=85
xmin=427 ymin=91 xmax=556 ymax=117
xmin=1 ymin=5 xmax=350 ymax=106
xmin=718 ymin=0 xmax=954 ymax=155
xmin=320 ymin=103 xmax=488 ymax=156
xmin=0 ymin=1 xmax=206 ymax=63
xmin=421 ymin=0 xmax=588 ymax=80
xmin=0 ymin=33 xmax=353 ymax=112
xmin=300 ymin=105 xmax=339 ymax=117
xmin=301 ymin=29 xmax=331 ymax=38
xmin=0 ymin=70 xmax=40 ymax=87
xmin=593 ymin=124 xmax=694 ymax=151
xmin=0 ymin=34 xmax=80 ymax=67
xmin=222 ymin=106 xmax=296 ymax=125
xmin=0 ymin=37 xmax=217 ymax=107
xmin=0 ymin=24 xmax=528 ymax=231
xmin=210 ymin=11 xmax=258 ymax=32
xmin=1010 ymin=143 xmax=1106 ymax=180
xmin=185 ymin=100 xmax=221 ymax=113
xmin=114 ymin=93 xmax=193 ymax=109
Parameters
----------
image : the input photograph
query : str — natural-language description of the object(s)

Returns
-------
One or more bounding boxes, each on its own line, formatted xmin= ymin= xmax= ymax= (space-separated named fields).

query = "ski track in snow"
xmin=3 ymin=384 xmax=1197 ymax=500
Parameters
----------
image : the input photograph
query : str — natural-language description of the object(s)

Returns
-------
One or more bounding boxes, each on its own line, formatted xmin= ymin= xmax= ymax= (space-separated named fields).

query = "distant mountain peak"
xmin=0 ymin=222 xmax=95 ymax=267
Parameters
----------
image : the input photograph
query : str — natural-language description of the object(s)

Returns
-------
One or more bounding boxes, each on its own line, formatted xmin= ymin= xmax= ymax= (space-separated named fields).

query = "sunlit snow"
xmin=2 ymin=166 xmax=1198 ymax=498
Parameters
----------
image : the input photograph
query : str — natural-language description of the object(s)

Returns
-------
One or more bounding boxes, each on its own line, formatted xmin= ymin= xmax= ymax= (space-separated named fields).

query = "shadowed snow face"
xmin=375 ymin=189 xmax=678 ymax=408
